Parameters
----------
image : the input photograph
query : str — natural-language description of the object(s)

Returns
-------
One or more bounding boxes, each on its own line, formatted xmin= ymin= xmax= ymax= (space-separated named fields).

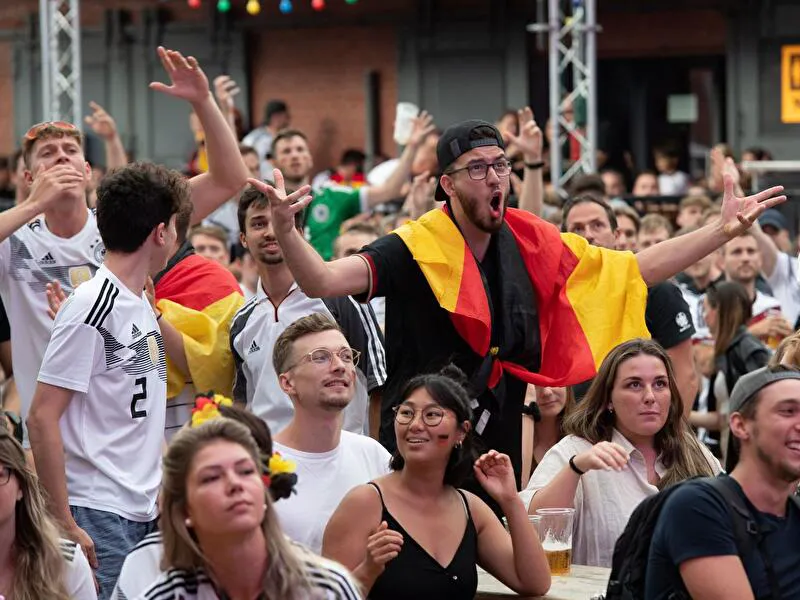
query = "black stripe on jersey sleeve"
xmin=303 ymin=560 xmax=361 ymax=600
xmin=59 ymin=539 xmax=78 ymax=561
xmin=131 ymin=530 xmax=163 ymax=552
xmin=144 ymin=569 xmax=211 ymax=600
xmin=94 ymin=286 xmax=119 ymax=329
xmin=85 ymin=278 xmax=111 ymax=326
xmin=230 ymin=299 xmax=259 ymax=404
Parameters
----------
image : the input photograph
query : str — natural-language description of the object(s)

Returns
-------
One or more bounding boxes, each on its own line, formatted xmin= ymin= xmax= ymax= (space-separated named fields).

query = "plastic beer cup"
xmin=535 ymin=508 xmax=575 ymax=575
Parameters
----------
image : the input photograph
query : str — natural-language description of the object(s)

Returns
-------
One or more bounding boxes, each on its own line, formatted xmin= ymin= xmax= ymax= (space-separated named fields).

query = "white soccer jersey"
xmin=38 ymin=264 xmax=166 ymax=522
xmin=0 ymin=210 xmax=104 ymax=445
xmin=111 ymin=531 xmax=163 ymax=600
xmin=231 ymin=281 xmax=386 ymax=435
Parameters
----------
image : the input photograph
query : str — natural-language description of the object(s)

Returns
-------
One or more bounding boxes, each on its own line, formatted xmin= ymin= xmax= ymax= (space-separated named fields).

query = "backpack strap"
xmin=704 ymin=477 xmax=782 ymax=600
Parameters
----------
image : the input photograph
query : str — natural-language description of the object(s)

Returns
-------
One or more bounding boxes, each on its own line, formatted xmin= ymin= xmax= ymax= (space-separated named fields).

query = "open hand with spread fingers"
xmin=149 ymin=46 xmax=211 ymax=105
xmin=247 ymin=170 xmax=312 ymax=237
xmin=406 ymin=111 xmax=436 ymax=149
xmin=719 ymin=171 xmax=786 ymax=239
xmin=213 ymin=75 xmax=240 ymax=111
xmin=505 ymin=106 xmax=543 ymax=162
xmin=46 ymin=280 xmax=67 ymax=320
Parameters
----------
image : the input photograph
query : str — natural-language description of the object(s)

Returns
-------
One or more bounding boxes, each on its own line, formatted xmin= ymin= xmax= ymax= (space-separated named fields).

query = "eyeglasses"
xmin=290 ymin=347 xmax=361 ymax=370
xmin=24 ymin=121 xmax=78 ymax=140
xmin=0 ymin=466 xmax=13 ymax=486
xmin=445 ymin=160 xmax=512 ymax=181
xmin=393 ymin=404 xmax=446 ymax=427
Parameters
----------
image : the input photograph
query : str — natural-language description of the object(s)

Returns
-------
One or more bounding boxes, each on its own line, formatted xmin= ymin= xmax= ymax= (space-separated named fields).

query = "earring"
xmin=185 ymin=518 xmax=192 ymax=528
xmin=455 ymin=440 xmax=463 ymax=449
xmin=607 ymin=406 xmax=614 ymax=414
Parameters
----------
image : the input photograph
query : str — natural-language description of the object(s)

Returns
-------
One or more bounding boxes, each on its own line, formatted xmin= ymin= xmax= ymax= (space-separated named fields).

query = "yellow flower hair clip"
xmin=191 ymin=392 xmax=234 ymax=428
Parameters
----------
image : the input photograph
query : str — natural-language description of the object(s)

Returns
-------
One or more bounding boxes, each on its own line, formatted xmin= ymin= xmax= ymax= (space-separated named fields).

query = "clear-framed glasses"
xmin=292 ymin=347 xmax=361 ymax=369
xmin=393 ymin=404 xmax=446 ymax=427
xmin=445 ymin=160 xmax=512 ymax=181
xmin=0 ymin=466 xmax=13 ymax=486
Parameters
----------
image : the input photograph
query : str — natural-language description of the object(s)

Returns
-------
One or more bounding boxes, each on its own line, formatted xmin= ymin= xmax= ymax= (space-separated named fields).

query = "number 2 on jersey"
xmin=131 ymin=377 xmax=148 ymax=419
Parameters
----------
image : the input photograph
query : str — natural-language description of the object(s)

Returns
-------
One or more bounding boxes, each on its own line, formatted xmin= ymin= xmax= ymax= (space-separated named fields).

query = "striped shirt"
xmin=231 ymin=280 xmax=386 ymax=434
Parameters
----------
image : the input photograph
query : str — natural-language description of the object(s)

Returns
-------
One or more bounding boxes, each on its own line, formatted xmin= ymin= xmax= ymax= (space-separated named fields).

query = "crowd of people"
xmin=0 ymin=43 xmax=796 ymax=600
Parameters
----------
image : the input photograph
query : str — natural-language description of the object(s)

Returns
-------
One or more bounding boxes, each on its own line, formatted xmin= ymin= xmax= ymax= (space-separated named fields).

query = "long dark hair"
xmin=706 ymin=281 xmax=752 ymax=359
xmin=389 ymin=365 xmax=477 ymax=486
xmin=563 ymin=339 xmax=715 ymax=489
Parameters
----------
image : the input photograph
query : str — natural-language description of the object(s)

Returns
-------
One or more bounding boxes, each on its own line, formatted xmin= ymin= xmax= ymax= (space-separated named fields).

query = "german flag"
xmin=154 ymin=253 xmax=244 ymax=398
xmin=394 ymin=207 xmax=649 ymax=387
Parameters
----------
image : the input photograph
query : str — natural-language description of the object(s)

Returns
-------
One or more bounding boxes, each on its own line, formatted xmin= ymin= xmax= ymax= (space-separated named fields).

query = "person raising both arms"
xmin=250 ymin=119 xmax=784 ymax=503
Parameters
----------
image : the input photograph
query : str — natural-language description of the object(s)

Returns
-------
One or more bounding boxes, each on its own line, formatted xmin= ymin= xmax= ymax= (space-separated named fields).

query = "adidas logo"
xmin=131 ymin=323 xmax=142 ymax=338
xmin=248 ymin=340 xmax=261 ymax=354
xmin=38 ymin=252 xmax=56 ymax=265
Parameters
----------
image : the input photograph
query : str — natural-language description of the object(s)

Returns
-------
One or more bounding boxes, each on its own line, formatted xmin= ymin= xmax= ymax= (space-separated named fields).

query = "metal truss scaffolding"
xmin=529 ymin=0 xmax=598 ymax=196
xmin=39 ymin=0 xmax=82 ymax=125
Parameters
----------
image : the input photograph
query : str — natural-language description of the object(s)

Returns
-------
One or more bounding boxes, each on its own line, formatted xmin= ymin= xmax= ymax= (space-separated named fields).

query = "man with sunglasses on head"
xmin=258 ymin=118 xmax=786 ymax=514
xmin=270 ymin=313 xmax=391 ymax=553
xmin=0 ymin=46 xmax=249 ymax=454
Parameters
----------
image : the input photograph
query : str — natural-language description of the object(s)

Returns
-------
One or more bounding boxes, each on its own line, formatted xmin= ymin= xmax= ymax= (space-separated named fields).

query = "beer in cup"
xmin=535 ymin=508 xmax=575 ymax=576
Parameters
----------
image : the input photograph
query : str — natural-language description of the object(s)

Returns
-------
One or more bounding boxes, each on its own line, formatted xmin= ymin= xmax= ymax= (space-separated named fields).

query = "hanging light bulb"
xmin=188 ymin=0 xmax=201 ymax=8
xmin=344 ymin=0 xmax=357 ymax=4
xmin=311 ymin=0 xmax=325 ymax=10
xmin=217 ymin=0 xmax=231 ymax=12
xmin=246 ymin=0 xmax=261 ymax=14
xmin=279 ymin=0 xmax=292 ymax=13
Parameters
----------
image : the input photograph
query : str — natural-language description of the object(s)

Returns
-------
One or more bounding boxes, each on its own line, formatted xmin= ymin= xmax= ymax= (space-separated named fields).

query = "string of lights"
xmin=188 ymin=0 xmax=358 ymax=13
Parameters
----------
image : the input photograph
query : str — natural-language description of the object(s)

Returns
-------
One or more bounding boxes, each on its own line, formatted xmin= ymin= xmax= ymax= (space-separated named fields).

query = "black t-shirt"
xmin=572 ymin=281 xmax=694 ymax=400
xmin=358 ymin=231 xmax=539 ymax=488
xmin=645 ymin=476 xmax=800 ymax=600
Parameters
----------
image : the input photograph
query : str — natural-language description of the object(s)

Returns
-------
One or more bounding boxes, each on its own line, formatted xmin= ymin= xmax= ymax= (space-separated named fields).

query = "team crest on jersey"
xmin=27 ymin=218 xmax=42 ymax=231
xmin=147 ymin=335 xmax=160 ymax=367
xmin=93 ymin=242 xmax=106 ymax=263
xmin=312 ymin=203 xmax=330 ymax=223
xmin=69 ymin=266 xmax=92 ymax=288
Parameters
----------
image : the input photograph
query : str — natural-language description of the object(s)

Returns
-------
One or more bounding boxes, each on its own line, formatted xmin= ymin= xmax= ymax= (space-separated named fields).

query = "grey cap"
xmin=728 ymin=366 xmax=800 ymax=414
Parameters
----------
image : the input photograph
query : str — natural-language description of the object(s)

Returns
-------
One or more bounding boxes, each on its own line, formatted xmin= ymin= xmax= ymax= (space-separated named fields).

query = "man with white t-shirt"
xmin=28 ymin=161 xmax=187 ymax=598
xmin=271 ymin=313 xmax=391 ymax=553
xmin=231 ymin=185 xmax=386 ymax=437
xmin=751 ymin=210 xmax=800 ymax=329
xmin=0 ymin=47 xmax=248 ymax=451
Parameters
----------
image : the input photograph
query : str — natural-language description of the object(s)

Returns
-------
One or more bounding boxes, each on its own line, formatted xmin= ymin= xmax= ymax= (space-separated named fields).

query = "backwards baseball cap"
xmin=729 ymin=365 xmax=800 ymax=414
xmin=758 ymin=209 xmax=789 ymax=232
xmin=434 ymin=120 xmax=505 ymax=202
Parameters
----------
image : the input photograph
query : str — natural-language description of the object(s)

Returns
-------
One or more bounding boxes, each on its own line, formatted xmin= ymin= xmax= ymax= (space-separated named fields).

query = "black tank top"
xmin=366 ymin=482 xmax=479 ymax=600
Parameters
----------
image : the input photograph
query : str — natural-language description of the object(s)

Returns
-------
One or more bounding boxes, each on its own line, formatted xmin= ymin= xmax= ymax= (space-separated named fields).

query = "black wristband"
xmin=569 ymin=455 xmax=585 ymax=476
xmin=524 ymin=160 xmax=545 ymax=170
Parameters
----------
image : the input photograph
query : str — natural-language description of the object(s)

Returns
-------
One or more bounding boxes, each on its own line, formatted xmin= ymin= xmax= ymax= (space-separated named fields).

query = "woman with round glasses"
xmin=0 ymin=429 xmax=96 ymax=599
xmin=322 ymin=365 xmax=551 ymax=600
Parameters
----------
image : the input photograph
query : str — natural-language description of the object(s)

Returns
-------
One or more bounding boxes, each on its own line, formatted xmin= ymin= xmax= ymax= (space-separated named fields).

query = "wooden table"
xmin=475 ymin=565 xmax=610 ymax=599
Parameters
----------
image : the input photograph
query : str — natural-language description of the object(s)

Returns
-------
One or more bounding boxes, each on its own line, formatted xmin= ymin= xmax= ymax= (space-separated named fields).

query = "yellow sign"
xmin=781 ymin=45 xmax=800 ymax=123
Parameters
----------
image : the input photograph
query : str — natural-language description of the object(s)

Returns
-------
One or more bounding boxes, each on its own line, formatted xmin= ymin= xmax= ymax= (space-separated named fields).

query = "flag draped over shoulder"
xmin=154 ymin=253 xmax=244 ymax=398
xmin=393 ymin=206 xmax=649 ymax=387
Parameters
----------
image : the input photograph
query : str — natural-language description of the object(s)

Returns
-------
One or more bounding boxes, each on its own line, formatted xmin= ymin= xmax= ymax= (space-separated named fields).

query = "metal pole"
xmin=38 ymin=0 xmax=51 ymax=121
xmin=585 ymin=0 xmax=597 ymax=172
xmin=548 ymin=0 xmax=561 ymax=195
xmin=71 ymin=0 xmax=82 ymax=127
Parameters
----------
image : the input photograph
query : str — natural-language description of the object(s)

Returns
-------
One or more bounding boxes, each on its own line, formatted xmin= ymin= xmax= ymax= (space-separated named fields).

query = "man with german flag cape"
xmin=255 ymin=119 xmax=786 ymax=493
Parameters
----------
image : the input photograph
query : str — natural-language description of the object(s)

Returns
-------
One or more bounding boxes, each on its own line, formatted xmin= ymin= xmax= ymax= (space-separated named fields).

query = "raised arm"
xmin=506 ymin=107 xmax=544 ymax=216
xmin=636 ymin=173 xmax=785 ymax=286
xmin=250 ymin=173 xmax=370 ymax=298
xmin=364 ymin=112 xmax=435 ymax=208
xmin=213 ymin=75 xmax=241 ymax=136
xmin=149 ymin=47 xmax=248 ymax=223
xmin=84 ymin=101 xmax=128 ymax=170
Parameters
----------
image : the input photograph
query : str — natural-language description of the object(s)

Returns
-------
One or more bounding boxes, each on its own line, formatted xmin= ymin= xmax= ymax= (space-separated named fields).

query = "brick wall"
xmin=248 ymin=25 xmax=398 ymax=171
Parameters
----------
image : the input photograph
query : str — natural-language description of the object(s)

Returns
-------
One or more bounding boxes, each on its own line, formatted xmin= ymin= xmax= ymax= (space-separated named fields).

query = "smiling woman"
xmin=520 ymin=339 xmax=721 ymax=568
xmin=322 ymin=365 xmax=551 ymax=600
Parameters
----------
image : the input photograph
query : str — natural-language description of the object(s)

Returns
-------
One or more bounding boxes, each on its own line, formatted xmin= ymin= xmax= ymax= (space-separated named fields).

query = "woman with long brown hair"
xmin=520 ymin=339 xmax=720 ymax=567
xmin=702 ymin=281 xmax=770 ymax=458
xmin=0 ymin=429 xmax=95 ymax=599
xmin=136 ymin=418 xmax=360 ymax=600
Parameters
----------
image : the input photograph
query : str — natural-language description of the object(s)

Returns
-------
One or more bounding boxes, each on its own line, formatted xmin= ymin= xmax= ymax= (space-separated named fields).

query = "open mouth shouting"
xmin=489 ymin=190 xmax=503 ymax=218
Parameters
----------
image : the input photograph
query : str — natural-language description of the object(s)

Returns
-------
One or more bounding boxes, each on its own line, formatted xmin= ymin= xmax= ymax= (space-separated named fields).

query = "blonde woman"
xmin=136 ymin=418 xmax=360 ymax=600
xmin=0 ymin=429 xmax=95 ymax=599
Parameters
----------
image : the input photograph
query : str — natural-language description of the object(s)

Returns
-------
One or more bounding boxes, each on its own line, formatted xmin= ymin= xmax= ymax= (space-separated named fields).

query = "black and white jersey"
xmin=38 ymin=264 xmax=166 ymax=521
xmin=230 ymin=281 xmax=386 ymax=434
xmin=0 ymin=210 xmax=104 ymax=445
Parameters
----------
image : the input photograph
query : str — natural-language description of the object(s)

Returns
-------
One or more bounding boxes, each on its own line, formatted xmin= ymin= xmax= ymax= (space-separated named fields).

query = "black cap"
xmin=434 ymin=120 xmax=505 ymax=202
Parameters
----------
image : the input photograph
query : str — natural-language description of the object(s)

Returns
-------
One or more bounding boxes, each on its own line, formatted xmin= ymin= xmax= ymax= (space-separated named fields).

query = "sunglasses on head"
xmin=24 ymin=121 xmax=78 ymax=141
